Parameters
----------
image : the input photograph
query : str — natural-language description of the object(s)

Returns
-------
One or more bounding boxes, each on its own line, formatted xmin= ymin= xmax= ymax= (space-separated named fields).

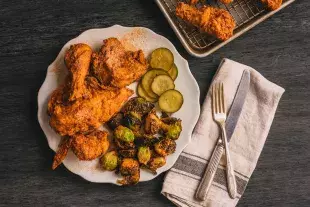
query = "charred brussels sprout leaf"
xmin=118 ymin=149 xmax=137 ymax=158
xmin=107 ymin=113 xmax=124 ymax=130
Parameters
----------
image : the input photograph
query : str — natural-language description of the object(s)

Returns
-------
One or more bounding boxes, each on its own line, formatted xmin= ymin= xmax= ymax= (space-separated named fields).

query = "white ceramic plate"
xmin=38 ymin=25 xmax=200 ymax=184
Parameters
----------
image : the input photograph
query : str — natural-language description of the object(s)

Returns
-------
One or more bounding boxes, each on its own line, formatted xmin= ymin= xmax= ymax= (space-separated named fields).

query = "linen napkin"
xmin=162 ymin=58 xmax=285 ymax=207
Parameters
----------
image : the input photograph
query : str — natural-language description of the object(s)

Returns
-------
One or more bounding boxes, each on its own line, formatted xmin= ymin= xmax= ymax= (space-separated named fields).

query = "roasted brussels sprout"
xmin=145 ymin=109 xmax=161 ymax=134
xmin=154 ymin=138 xmax=176 ymax=157
xmin=119 ymin=158 xmax=140 ymax=175
xmin=122 ymin=97 xmax=155 ymax=116
xmin=117 ymin=158 xmax=140 ymax=185
xmin=101 ymin=151 xmax=119 ymax=171
xmin=114 ymin=126 xmax=135 ymax=149
xmin=118 ymin=149 xmax=137 ymax=158
xmin=137 ymin=146 xmax=151 ymax=165
xmin=114 ymin=126 xmax=135 ymax=143
xmin=115 ymin=138 xmax=135 ymax=150
xmin=165 ymin=122 xmax=182 ymax=140
xmin=145 ymin=110 xmax=182 ymax=139
xmin=123 ymin=112 xmax=142 ymax=132
xmin=147 ymin=157 xmax=166 ymax=174
xmin=134 ymin=133 xmax=159 ymax=147
xmin=107 ymin=113 xmax=124 ymax=130
xmin=117 ymin=172 xmax=140 ymax=186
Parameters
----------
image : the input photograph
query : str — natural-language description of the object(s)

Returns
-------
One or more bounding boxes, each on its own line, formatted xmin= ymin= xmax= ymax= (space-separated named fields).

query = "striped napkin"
xmin=162 ymin=58 xmax=285 ymax=207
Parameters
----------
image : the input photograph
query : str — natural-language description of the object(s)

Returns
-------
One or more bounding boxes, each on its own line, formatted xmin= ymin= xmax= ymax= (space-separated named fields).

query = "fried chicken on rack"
xmin=52 ymin=130 xmax=109 ymax=169
xmin=219 ymin=0 xmax=234 ymax=4
xmin=91 ymin=38 xmax=148 ymax=88
xmin=175 ymin=2 xmax=236 ymax=41
xmin=261 ymin=0 xmax=282 ymax=10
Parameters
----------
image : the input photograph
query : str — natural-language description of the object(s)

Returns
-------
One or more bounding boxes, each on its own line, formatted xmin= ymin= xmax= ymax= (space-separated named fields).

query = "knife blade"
xmin=226 ymin=70 xmax=251 ymax=141
xmin=195 ymin=69 xmax=251 ymax=201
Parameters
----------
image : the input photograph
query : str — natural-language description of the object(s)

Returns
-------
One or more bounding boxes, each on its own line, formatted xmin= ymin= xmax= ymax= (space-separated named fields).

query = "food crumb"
xmin=120 ymin=28 xmax=147 ymax=51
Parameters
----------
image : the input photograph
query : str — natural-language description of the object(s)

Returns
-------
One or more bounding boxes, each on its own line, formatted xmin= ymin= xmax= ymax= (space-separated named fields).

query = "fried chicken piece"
xmin=261 ymin=0 xmax=282 ymax=10
xmin=52 ymin=137 xmax=73 ymax=170
xmin=189 ymin=0 xmax=199 ymax=4
xmin=52 ymin=130 xmax=109 ymax=169
xmin=190 ymin=0 xmax=233 ymax=4
xmin=71 ymin=130 xmax=109 ymax=160
xmin=176 ymin=2 xmax=236 ymax=41
xmin=48 ymin=41 xmax=134 ymax=136
xmin=64 ymin=43 xmax=92 ymax=101
xmin=219 ymin=0 xmax=233 ymax=4
xmin=91 ymin=38 xmax=148 ymax=88
xmin=48 ymin=85 xmax=133 ymax=136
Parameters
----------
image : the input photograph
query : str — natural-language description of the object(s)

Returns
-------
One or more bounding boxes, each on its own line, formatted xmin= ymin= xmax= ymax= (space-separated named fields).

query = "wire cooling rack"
xmin=156 ymin=0 xmax=295 ymax=57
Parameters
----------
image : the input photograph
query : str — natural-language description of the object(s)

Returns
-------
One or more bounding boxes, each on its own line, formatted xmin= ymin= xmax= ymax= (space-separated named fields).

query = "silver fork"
xmin=212 ymin=83 xmax=237 ymax=199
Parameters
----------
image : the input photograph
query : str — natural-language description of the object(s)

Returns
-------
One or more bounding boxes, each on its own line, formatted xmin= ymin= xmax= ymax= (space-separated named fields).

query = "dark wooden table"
xmin=1 ymin=0 xmax=309 ymax=206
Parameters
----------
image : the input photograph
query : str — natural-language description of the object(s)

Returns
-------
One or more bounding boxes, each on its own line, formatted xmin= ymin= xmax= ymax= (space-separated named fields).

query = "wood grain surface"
xmin=1 ymin=0 xmax=309 ymax=206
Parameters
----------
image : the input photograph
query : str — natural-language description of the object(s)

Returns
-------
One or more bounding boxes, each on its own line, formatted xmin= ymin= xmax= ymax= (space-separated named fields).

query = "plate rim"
xmin=37 ymin=24 xmax=201 ymax=184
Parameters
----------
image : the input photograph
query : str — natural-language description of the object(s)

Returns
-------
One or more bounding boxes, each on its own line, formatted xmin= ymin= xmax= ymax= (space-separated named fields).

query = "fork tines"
xmin=212 ymin=82 xmax=226 ymax=115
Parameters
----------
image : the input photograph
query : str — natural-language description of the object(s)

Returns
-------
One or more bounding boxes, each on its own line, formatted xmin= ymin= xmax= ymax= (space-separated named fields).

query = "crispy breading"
xmin=219 ymin=0 xmax=233 ymax=4
xmin=63 ymin=43 xmax=92 ymax=101
xmin=52 ymin=130 xmax=109 ymax=169
xmin=91 ymin=38 xmax=148 ymax=88
xmin=261 ymin=0 xmax=282 ymax=10
xmin=189 ymin=0 xmax=199 ymax=4
xmin=48 ymin=86 xmax=133 ymax=136
xmin=52 ymin=137 xmax=73 ymax=170
xmin=175 ymin=2 xmax=236 ymax=41
xmin=71 ymin=131 xmax=109 ymax=160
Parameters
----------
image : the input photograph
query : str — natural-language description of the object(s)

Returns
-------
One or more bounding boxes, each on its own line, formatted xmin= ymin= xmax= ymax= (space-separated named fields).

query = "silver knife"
xmin=195 ymin=70 xmax=251 ymax=201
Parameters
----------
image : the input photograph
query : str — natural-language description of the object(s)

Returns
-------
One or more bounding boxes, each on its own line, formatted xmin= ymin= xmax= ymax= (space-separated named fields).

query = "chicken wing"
xmin=52 ymin=130 xmax=109 ymax=169
xmin=91 ymin=38 xmax=149 ymax=88
xmin=52 ymin=137 xmax=73 ymax=170
xmin=261 ymin=0 xmax=282 ymax=10
xmin=63 ymin=43 xmax=92 ymax=101
xmin=176 ymin=2 xmax=236 ymax=41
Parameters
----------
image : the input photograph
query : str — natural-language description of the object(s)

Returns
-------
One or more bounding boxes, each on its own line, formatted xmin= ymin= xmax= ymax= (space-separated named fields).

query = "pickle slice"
xmin=158 ymin=90 xmax=183 ymax=113
xmin=141 ymin=69 xmax=168 ymax=98
xmin=168 ymin=63 xmax=178 ymax=80
xmin=137 ymin=84 xmax=158 ymax=103
xmin=150 ymin=48 xmax=174 ymax=71
xmin=151 ymin=75 xmax=175 ymax=96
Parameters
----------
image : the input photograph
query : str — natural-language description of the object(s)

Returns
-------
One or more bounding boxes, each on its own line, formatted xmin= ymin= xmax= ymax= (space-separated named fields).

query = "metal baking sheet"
xmin=156 ymin=0 xmax=295 ymax=57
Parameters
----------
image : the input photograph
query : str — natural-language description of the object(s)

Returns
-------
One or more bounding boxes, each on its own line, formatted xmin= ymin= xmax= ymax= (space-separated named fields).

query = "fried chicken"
xmin=261 ymin=0 xmax=282 ymax=10
xmin=190 ymin=0 xmax=233 ymax=4
xmin=219 ymin=0 xmax=233 ymax=4
xmin=48 ymin=40 xmax=137 ymax=136
xmin=63 ymin=43 xmax=92 ymax=102
xmin=189 ymin=0 xmax=199 ymax=4
xmin=52 ymin=130 xmax=109 ymax=169
xmin=175 ymin=2 xmax=236 ymax=41
xmin=48 ymin=85 xmax=133 ymax=136
xmin=48 ymin=38 xmax=148 ymax=169
xmin=91 ymin=38 xmax=148 ymax=88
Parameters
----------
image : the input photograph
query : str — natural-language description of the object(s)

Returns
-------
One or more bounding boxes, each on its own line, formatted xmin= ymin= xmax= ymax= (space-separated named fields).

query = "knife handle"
xmin=195 ymin=139 xmax=224 ymax=201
